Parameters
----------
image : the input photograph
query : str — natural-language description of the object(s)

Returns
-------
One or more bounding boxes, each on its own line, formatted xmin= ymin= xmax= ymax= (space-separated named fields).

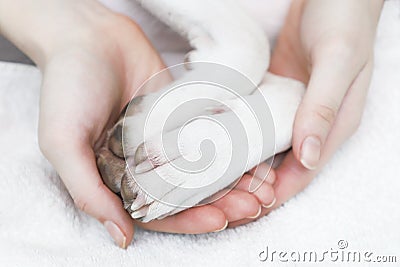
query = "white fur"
xmin=129 ymin=73 xmax=304 ymax=221
xmin=117 ymin=0 xmax=305 ymax=222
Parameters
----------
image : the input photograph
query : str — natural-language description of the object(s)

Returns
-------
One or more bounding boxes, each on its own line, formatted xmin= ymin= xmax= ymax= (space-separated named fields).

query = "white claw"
xmin=135 ymin=159 xmax=154 ymax=174
xmin=131 ymin=206 xmax=149 ymax=219
xmin=131 ymin=191 xmax=155 ymax=211
xmin=130 ymin=193 xmax=146 ymax=211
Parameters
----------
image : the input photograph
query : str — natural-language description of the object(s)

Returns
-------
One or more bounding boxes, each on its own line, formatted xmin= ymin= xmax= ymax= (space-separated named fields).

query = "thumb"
xmin=293 ymin=49 xmax=361 ymax=170
xmin=40 ymin=139 xmax=134 ymax=249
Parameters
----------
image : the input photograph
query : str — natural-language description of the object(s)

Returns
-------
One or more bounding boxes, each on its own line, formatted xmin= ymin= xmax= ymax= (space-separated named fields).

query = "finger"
xmin=234 ymin=174 xmax=275 ymax=208
xmin=228 ymin=153 xmax=312 ymax=229
xmin=274 ymin=60 xmax=372 ymax=206
xmin=40 ymin=140 xmax=134 ymax=249
xmin=227 ymin=169 xmax=277 ymax=228
xmin=273 ymin=151 xmax=316 ymax=206
xmin=293 ymin=45 xmax=366 ymax=170
xmin=141 ymin=183 xmax=263 ymax=232
xmin=227 ymin=207 xmax=270 ymax=228
xmin=248 ymin=162 xmax=276 ymax=184
xmin=136 ymin=205 xmax=227 ymax=234
xmin=230 ymin=61 xmax=372 ymax=228
xmin=210 ymin=189 xmax=261 ymax=221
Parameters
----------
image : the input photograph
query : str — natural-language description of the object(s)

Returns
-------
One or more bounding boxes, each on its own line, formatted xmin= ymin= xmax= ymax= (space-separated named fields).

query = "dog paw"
xmin=128 ymin=97 xmax=275 ymax=222
xmin=96 ymin=69 xmax=305 ymax=222
xmin=96 ymin=94 xmax=257 ymax=222
xmin=123 ymin=74 xmax=306 ymax=222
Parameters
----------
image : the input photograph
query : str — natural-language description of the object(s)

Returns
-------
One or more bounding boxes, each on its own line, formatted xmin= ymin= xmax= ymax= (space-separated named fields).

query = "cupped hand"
xmin=228 ymin=0 xmax=383 ymax=227
xmin=34 ymin=2 xmax=263 ymax=248
xmin=37 ymin=10 xmax=167 ymax=248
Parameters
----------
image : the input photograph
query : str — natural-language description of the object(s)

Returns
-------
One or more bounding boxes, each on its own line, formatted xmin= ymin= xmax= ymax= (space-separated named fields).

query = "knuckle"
xmin=312 ymin=103 xmax=338 ymax=126
xmin=73 ymin=196 xmax=89 ymax=213
xmin=73 ymin=181 xmax=105 ymax=214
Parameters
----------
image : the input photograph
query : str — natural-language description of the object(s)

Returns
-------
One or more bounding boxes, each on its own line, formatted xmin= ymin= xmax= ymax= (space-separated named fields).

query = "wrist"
xmin=0 ymin=0 xmax=115 ymax=67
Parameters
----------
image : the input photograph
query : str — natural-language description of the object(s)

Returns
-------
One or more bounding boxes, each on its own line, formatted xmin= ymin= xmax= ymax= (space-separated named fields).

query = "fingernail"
xmin=262 ymin=197 xmax=276 ymax=209
xmin=104 ymin=221 xmax=127 ymax=249
xmin=300 ymin=136 xmax=321 ymax=170
xmin=213 ymin=220 xmax=229 ymax=232
xmin=135 ymin=159 xmax=153 ymax=174
xmin=246 ymin=205 xmax=262 ymax=219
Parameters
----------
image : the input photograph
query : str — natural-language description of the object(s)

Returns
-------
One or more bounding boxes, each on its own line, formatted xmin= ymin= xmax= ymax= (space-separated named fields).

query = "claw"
xmin=131 ymin=205 xmax=149 ymax=220
xmin=134 ymin=142 xmax=147 ymax=165
xmin=135 ymin=159 xmax=154 ymax=174
xmin=130 ymin=193 xmax=146 ymax=211
xmin=130 ymin=191 xmax=155 ymax=211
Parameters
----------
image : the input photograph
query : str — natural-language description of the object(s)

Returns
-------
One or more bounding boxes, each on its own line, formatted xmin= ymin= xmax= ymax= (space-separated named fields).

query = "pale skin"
xmin=0 ymin=0 xmax=383 ymax=248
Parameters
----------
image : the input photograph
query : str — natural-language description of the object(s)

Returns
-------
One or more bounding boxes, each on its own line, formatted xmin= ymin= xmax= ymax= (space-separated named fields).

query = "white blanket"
xmin=0 ymin=1 xmax=399 ymax=266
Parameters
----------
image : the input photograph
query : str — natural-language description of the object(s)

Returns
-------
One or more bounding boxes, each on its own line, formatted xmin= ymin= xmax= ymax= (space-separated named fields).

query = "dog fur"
xmin=96 ymin=0 xmax=305 ymax=222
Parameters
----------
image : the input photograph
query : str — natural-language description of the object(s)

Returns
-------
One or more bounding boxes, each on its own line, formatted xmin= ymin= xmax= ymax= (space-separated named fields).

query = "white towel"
xmin=0 ymin=1 xmax=399 ymax=266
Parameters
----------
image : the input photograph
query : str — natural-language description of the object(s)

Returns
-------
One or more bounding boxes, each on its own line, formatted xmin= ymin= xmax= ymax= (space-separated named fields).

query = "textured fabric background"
xmin=0 ymin=1 xmax=399 ymax=266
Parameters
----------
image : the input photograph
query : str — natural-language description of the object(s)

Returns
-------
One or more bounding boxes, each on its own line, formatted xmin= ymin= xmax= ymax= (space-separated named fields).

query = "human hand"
xmin=1 ymin=0 xmax=271 ymax=247
xmin=34 ymin=5 xmax=166 ymax=248
xmin=229 ymin=0 xmax=384 ymax=227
